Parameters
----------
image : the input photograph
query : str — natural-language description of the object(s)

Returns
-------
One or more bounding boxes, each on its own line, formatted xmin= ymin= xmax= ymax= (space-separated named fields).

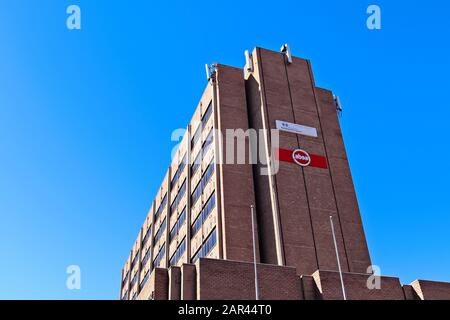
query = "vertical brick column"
xmin=215 ymin=65 xmax=259 ymax=263
xmin=169 ymin=267 xmax=181 ymax=300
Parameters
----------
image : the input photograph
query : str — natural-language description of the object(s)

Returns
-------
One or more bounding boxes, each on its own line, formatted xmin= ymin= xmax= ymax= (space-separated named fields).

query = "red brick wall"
xmin=181 ymin=264 xmax=196 ymax=300
xmin=411 ymin=280 xmax=450 ymax=300
xmin=197 ymin=258 xmax=302 ymax=300
xmin=315 ymin=87 xmax=372 ymax=273
xmin=216 ymin=65 xmax=259 ymax=263
xmin=169 ymin=267 xmax=181 ymax=300
xmin=312 ymin=270 xmax=405 ymax=300
xmin=154 ymin=268 xmax=169 ymax=300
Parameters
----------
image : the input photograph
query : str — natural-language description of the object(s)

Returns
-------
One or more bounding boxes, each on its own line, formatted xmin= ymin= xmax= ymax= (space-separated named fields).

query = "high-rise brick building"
xmin=119 ymin=46 xmax=450 ymax=300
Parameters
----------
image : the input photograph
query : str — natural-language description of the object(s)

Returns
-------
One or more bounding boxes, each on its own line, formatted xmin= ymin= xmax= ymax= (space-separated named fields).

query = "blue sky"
xmin=0 ymin=1 xmax=449 ymax=299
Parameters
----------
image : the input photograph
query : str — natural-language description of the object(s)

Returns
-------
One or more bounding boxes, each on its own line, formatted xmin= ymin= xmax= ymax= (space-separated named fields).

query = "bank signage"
xmin=275 ymin=120 xmax=318 ymax=138
xmin=277 ymin=148 xmax=328 ymax=169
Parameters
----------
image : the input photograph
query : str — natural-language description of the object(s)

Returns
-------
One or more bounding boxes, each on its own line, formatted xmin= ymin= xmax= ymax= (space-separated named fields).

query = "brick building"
xmin=119 ymin=46 xmax=450 ymax=300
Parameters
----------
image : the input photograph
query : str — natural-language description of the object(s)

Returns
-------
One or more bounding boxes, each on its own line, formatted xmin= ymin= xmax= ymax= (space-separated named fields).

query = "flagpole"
xmin=251 ymin=205 xmax=259 ymax=300
xmin=330 ymin=215 xmax=347 ymax=300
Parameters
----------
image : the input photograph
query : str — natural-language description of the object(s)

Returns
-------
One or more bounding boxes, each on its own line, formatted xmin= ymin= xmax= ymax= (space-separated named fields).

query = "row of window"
xmin=170 ymin=154 xmax=187 ymax=190
xmin=169 ymin=207 xmax=186 ymax=243
xmin=191 ymin=128 xmax=214 ymax=176
xmin=155 ymin=194 xmax=167 ymax=221
xmin=122 ymin=290 xmax=128 ymax=300
xmin=141 ymin=247 xmax=151 ymax=269
xmin=192 ymin=228 xmax=217 ymax=264
xmin=152 ymin=244 xmax=166 ymax=270
xmin=131 ymin=251 xmax=139 ymax=270
xmin=170 ymin=237 xmax=187 ymax=266
xmin=191 ymin=161 xmax=215 ymax=206
xmin=191 ymin=192 xmax=216 ymax=237
xmin=142 ymin=225 xmax=151 ymax=246
xmin=191 ymin=102 xmax=212 ymax=150
xmin=154 ymin=218 xmax=166 ymax=244
xmin=130 ymin=272 xmax=138 ymax=290
xmin=170 ymin=180 xmax=186 ymax=215
xmin=140 ymin=269 xmax=150 ymax=290
xmin=122 ymin=271 xmax=129 ymax=288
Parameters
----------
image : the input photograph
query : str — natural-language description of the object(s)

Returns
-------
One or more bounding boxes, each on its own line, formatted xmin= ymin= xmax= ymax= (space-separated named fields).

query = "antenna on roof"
xmin=280 ymin=43 xmax=292 ymax=64
xmin=334 ymin=94 xmax=343 ymax=117
xmin=205 ymin=63 xmax=218 ymax=82
xmin=244 ymin=50 xmax=253 ymax=72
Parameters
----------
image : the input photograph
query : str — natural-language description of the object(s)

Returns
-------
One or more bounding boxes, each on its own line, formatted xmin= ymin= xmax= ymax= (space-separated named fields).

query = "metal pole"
xmin=251 ymin=205 xmax=259 ymax=300
xmin=330 ymin=215 xmax=347 ymax=300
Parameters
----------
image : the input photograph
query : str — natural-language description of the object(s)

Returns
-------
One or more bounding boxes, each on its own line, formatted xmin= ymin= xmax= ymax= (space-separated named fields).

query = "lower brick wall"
xmin=312 ymin=270 xmax=405 ymax=300
xmin=136 ymin=259 xmax=450 ymax=300
xmin=411 ymin=280 xmax=450 ymax=300
xmin=197 ymin=258 xmax=302 ymax=300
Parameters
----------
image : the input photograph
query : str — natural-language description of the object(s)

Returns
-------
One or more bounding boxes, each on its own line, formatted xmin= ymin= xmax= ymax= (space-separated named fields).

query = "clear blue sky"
xmin=0 ymin=0 xmax=449 ymax=299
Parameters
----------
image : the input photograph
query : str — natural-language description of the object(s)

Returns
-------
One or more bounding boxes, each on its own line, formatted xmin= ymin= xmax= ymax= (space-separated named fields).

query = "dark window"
xmin=155 ymin=194 xmax=167 ymax=221
xmin=152 ymin=244 xmax=166 ymax=269
xmin=140 ymin=270 xmax=150 ymax=290
xmin=122 ymin=271 xmax=129 ymax=287
xmin=191 ymin=161 xmax=215 ymax=206
xmin=169 ymin=237 xmax=186 ymax=266
xmin=170 ymin=180 xmax=186 ymax=215
xmin=201 ymin=102 xmax=213 ymax=127
xmin=142 ymin=226 xmax=151 ymax=246
xmin=170 ymin=154 xmax=187 ymax=190
xmin=154 ymin=218 xmax=166 ymax=244
xmin=191 ymin=192 xmax=216 ymax=237
xmin=170 ymin=207 xmax=187 ymax=243
xmin=130 ymin=273 xmax=138 ymax=289
xmin=140 ymin=247 xmax=151 ymax=269
xmin=191 ymin=228 xmax=217 ymax=264
xmin=131 ymin=251 xmax=139 ymax=270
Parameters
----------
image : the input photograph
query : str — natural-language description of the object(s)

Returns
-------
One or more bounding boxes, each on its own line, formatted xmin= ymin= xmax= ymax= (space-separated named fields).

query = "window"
xmin=141 ymin=247 xmax=151 ymax=269
xmin=170 ymin=154 xmax=187 ymax=190
xmin=170 ymin=180 xmax=186 ymax=215
xmin=142 ymin=226 xmax=151 ymax=246
xmin=191 ymin=101 xmax=212 ymax=151
xmin=191 ymin=192 xmax=216 ymax=237
xmin=122 ymin=271 xmax=129 ymax=287
xmin=201 ymin=102 xmax=213 ymax=127
xmin=191 ymin=152 xmax=201 ymax=176
xmin=152 ymin=244 xmax=166 ymax=269
xmin=169 ymin=207 xmax=186 ymax=242
xmin=191 ymin=228 xmax=217 ymax=264
xmin=170 ymin=237 xmax=186 ymax=266
xmin=131 ymin=251 xmax=140 ymax=270
xmin=154 ymin=218 xmax=166 ymax=244
xmin=191 ymin=161 xmax=215 ymax=206
xmin=190 ymin=128 xmax=213 ymax=177
xmin=191 ymin=125 xmax=202 ymax=150
xmin=155 ymin=194 xmax=167 ymax=221
xmin=121 ymin=290 xmax=129 ymax=300
xmin=130 ymin=273 xmax=138 ymax=289
xmin=140 ymin=270 xmax=150 ymax=290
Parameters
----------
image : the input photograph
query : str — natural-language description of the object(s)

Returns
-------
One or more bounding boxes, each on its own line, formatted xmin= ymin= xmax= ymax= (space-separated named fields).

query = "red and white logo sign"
xmin=276 ymin=148 xmax=328 ymax=169
xmin=292 ymin=149 xmax=311 ymax=167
